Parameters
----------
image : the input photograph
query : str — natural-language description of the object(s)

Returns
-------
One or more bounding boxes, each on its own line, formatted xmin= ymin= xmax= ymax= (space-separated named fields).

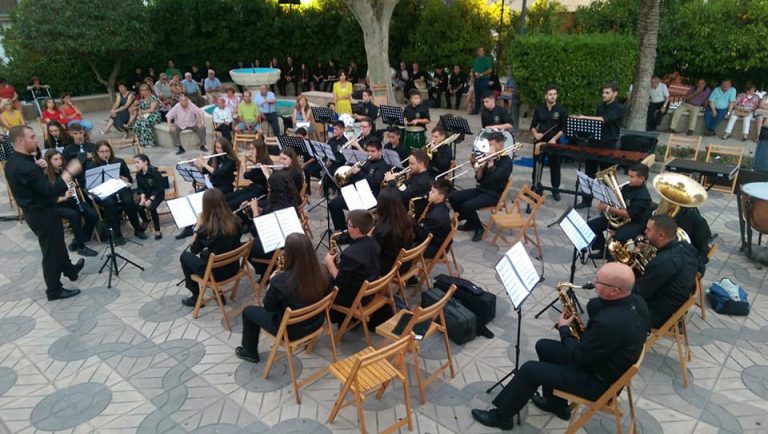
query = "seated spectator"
xmin=132 ymin=67 xmax=144 ymax=91
xmin=646 ymin=76 xmax=669 ymax=131
xmin=235 ymin=90 xmax=261 ymax=137
xmin=755 ymin=92 xmax=768 ymax=136
xmin=448 ymin=65 xmax=467 ymax=110
xmin=181 ymin=72 xmax=206 ymax=107
xmin=256 ymin=84 xmax=280 ymax=136
xmin=704 ymin=79 xmax=736 ymax=136
xmin=723 ymin=82 xmax=759 ymax=141
xmin=41 ymin=98 xmax=62 ymax=125
xmin=101 ymin=82 xmax=134 ymax=138
xmin=292 ymin=95 xmax=315 ymax=138
xmin=166 ymin=94 xmax=207 ymax=155
xmin=670 ymin=79 xmax=710 ymax=135
xmin=0 ymin=77 xmax=18 ymax=103
xmin=153 ymin=73 xmax=173 ymax=111
xmin=213 ymin=97 xmax=233 ymax=141
xmin=133 ymin=83 xmax=162 ymax=148
xmin=0 ymin=98 xmax=25 ymax=130
xmin=147 ymin=67 xmax=157 ymax=82
xmin=223 ymin=86 xmax=240 ymax=117
xmin=312 ymin=61 xmax=325 ymax=92
xmin=59 ymin=93 xmax=93 ymax=132
xmin=204 ymin=69 xmax=223 ymax=103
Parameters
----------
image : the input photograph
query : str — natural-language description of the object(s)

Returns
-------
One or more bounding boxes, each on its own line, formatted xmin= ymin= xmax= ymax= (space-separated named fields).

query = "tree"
xmin=344 ymin=0 xmax=400 ymax=103
xmin=5 ymin=0 xmax=151 ymax=97
xmin=625 ymin=0 xmax=661 ymax=131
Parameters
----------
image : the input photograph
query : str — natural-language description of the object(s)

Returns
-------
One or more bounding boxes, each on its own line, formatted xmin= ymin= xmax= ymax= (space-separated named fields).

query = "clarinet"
xmin=68 ymin=180 xmax=85 ymax=213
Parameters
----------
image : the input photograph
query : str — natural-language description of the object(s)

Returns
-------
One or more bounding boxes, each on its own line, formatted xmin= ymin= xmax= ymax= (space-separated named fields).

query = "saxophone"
xmin=329 ymin=230 xmax=347 ymax=263
xmin=408 ymin=195 xmax=427 ymax=219
xmin=554 ymin=282 xmax=587 ymax=341
xmin=275 ymin=251 xmax=285 ymax=272
xmin=594 ymin=165 xmax=630 ymax=229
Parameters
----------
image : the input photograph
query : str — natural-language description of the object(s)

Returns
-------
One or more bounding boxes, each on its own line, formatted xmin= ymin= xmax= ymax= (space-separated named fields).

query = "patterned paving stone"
xmin=270 ymin=417 xmax=333 ymax=434
xmin=139 ymin=295 xmax=194 ymax=322
xmin=48 ymin=334 xmax=94 ymax=362
xmin=233 ymin=354 xmax=302 ymax=392
xmin=0 ymin=367 xmax=17 ymax=396
xmin=741 ymin=365 xmax=768 ymax=399
xmin=585 ymin=407 xmax=663 ymax=434
xmin=0 ymin=316 xmax=35 ymax=345
xmin=30 ymin=382 xmax=112 ymax=431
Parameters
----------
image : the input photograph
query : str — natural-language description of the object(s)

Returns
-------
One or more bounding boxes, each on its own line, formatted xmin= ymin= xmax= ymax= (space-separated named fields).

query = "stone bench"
xmin=153 ymin=112 xmax=214 ymax=148
xmin=659 ymin=108 xmax=761 ymax=138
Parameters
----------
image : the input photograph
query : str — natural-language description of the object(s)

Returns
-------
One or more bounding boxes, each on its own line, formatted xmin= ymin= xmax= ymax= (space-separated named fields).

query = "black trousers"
xmin=241 ymin=306 xmax=321 ymax=354
xmin=647 ymin=102 xmax=665 ymax=131
xmin=449 ymin=90 xmax=463 ymax=110
xmin=263 ymin=112 xmax=281 ymax=136
xmin=98 ymin=189 xmax=141 ymax=237
xmin=449 ymin=188 xmax=498 ymax=230
xmin=587 ymin=216 xmax=644 ymax=253
xmin=303 ymin=161 xmax=323 ymax=195
xmin=492 ymin=339 xmax=609 ymax=415
xmin=532 ymin=152 xmax=562 ymax=193
xmin=329 ymin=195 xmax=348 ymax=231
xmin=57 ymin=202 xmax=97 ymax=246
xmin=180 ymin=251 xmax=206 ymax=298
xmin=277 ymin=78 xmax=287 ymax=96
xmin=25 ymin=208 xmax=76 ymax=294
xmin=215 ymin=123 xmax=232 ymax=141
xmin=138 ymin=194 xmax=164 ymax=232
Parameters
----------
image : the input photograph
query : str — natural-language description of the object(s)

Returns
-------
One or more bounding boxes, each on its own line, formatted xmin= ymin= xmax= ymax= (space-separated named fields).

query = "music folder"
xmin=557 ymin=208 xmax=596 ymax=252
xmin=341 ymin=180 xmax=377 ymax=211
xmin=166 ymin=191 xmax=205 ymax=229
xmin=495 ymin=242 xmax=539 ymax=309
xmin=253 ymin=207 xmax=305 ymax=253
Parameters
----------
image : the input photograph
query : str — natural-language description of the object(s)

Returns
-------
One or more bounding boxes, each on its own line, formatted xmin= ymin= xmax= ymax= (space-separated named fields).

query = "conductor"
xmin=4 ymin=125 xmax=85 ymax=300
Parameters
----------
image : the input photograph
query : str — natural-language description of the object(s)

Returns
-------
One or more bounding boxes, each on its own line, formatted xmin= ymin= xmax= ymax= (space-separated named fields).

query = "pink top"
xmin=166 ymin=101 xmax=202 ymax=129
xmin=42 ymin=109 xmax=61 ymax=124
xmin=736 ymin=93 xmax=759 ymax=112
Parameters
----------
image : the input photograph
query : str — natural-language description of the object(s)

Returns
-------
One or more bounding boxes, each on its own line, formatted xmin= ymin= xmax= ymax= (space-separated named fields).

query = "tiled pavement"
xmin=0 ymin=108 xmax=765 ymax=433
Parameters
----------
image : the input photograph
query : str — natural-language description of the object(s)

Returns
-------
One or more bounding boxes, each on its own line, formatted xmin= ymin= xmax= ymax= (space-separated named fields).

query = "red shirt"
xmin=59 ymin=105 xmax=81 ymax=124
xmin=42 ymin=109 xmax=61 ymax=124
xmin=0 ymin=84 xmax=16 ymax=100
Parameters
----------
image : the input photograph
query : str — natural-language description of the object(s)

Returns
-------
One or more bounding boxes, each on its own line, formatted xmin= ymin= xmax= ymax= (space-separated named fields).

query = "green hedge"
xmin=508 ymin=33 xmax=636 ymax=115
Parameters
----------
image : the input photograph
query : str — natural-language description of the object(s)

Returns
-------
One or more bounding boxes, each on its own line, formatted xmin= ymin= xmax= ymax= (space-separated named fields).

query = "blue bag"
xmin=706 ymin=278 xmax=750 ymax=316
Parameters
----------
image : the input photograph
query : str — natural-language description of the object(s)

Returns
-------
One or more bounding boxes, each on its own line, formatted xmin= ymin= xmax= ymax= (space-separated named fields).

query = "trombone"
xmin=423 ymin=133 xmax=460 ymax=159
xmin=435 ymin=143 xmax=522 ymax=181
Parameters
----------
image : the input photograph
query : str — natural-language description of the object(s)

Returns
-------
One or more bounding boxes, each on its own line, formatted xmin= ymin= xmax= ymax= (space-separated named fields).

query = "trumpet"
xmin=233 ymin=194 xmax=266 ymax=215
xmin=381 ymin=167 xmax=410 ymax=191
xmin=553 ymin=282 xmax=588 ymax=341
xmin=340 ymin=132 xmax=363 ymax=150
xmin=423 ymin=133 xmax=460 ymax=159
xmin=178 ymin=152 xmax=226 ymax=165
xmin=435 ymin=143 xmax=522 ymax=181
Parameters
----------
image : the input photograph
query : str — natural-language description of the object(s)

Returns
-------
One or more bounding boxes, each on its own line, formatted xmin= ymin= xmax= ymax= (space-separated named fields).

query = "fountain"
xmin=229 ymin=68 xmax=281 ymax=92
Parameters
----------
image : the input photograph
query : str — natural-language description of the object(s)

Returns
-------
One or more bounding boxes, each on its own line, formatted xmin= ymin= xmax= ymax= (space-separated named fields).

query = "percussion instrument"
xmin=741 ymin=182 xmax=768 ymax=236
xmin=403 ymin=126 xmax=426 ymax=151
xmin=472 ymin=128 xmax=515 ymax=158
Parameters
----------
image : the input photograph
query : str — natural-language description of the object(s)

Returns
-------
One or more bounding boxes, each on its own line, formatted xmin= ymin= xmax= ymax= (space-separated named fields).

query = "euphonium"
xmin=594 ymin=165 xmax=630 ymax=228
xmin=334 ymin=157 xmax=369 ymax=187
xmin=553 ymin=282 xmax=587 ymax=341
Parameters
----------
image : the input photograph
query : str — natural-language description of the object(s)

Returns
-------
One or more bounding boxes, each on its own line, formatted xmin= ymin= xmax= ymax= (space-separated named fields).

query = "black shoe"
xmin=134 ymin=230 xmax=148 ymax=240
xmin=176 ymin=147 xmax=185 ymax=155
xmin=478 ymin=325 xmax=495 ymax=338
xmin=471 ymin=227 xmax=484 ymax=242
xmin=531 ymin=392 xmax=571 ymax=421
xmin=200 ymin=145 xmax=208 ymax=152
xmin=552 ymin=192 xmax=561 ymax=202
xmin=46 ymin=288 xmax=81 ymax=301
xmin=115 ymin=236 xmax=127 ymax=246
xmin=155 ymin=232 xmax=162 ymax=240
xmin=235 ymin=346 xmax=260 ymax=363
xmin=77 ymin=246 xmax=98 ymax=257
xmin=575 ymin=200 xmax=591 ymax=210
xmin=181 ymin=296 xmax=199 ymax=307
xmin=175 ymin=227 xmax=194 ymax=240
xmin=686 ymin=130 xmax=694 ymax=136
xmin=67 ymin=239 xmax=78 ymax=252
xmin=471 ymin=409 xmax=515 ymax=430
xmin=458 ymin=223 xmax=474 ymax=232
xmin=64 ymin=259 xmax=85 ymax=281
xmin=139 ymin=221 xmax=149 ymax=232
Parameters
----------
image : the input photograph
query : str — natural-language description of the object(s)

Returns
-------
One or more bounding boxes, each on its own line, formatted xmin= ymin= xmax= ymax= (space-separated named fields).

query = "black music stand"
xmin=565 ymin=117 xmax=602 ymax=145
xmin=440 ymin=114 xmax=472 ymax=136
xmin=380 ymin=105 xmax=405 ymax=127
xmin=98 ymin=227 xmax=144 ymax=289
xmin=311 ymin=106 xmax=335 ymax=141
xmin=277 ymin=135 xmax=311 ymax=161
xmin=314 ymin=161 xmax=340 ymax=253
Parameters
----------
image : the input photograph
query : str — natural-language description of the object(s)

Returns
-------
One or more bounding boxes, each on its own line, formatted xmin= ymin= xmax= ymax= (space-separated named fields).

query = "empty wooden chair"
xmin=663 ymin=134 xmax=701 ymax=164
xmin=483 ymin=185 xmax=545 ymax=256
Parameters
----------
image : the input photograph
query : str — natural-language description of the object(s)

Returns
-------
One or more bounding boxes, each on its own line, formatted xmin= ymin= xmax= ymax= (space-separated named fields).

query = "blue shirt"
xmin=708 ymin=86 xmax=736 ymax=110
xmin=204 ymin=77 xmax=221 ymax=92
xmin=182 ymin=79 xmax=200 ymax=95
xmin=255 ymin=91 xmax=276 ymax=114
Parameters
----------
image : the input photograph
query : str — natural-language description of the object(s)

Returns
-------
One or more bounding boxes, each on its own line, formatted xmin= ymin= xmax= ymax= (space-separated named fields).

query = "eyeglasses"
xmin=592 ymin=276 xmax=621 ymax=290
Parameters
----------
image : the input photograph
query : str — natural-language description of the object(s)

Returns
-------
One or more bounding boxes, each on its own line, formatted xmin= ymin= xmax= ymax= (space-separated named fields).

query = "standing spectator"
xmin=448 ymin=65 xmax=466 ymax=110
xmin=256 ymin=85 xmax=280 ymax=136
xmin=646 ymin=76 xmax=670 ymax=131
xmin=203 ymin=69 xmax=223 ymax=103
xmin=147 ymin=67 xmax=157 ymax=82
xmin=181 ymin=73 xmax=205 ymax=107
xmin=332 ymin=70 xmax=353 ymax=115
xmin=212 ymin=97 xmax=233 ymax=141
xmin=429 ymin=65 xmax=449 ymax=109
xmin=311 ymin=61 xmax=325 ymax=92
xmin=191 ymin=65 xmax=205 ymax=91
xmin=704 ymin=79 xmax=737 ymax=136
xmin=132 ymin=84 xmax=162 ymax=148
xmin=723 ymin=83 xmax=759 ymax=141
xmin=471 ymin=47 xmax=493 ymax=115
xmin=41 ymin=99 xmax=62 ymax=125
xmin=270 ymin=57 xmax=281 ymax=95
xmin=166 ymin=94 xmax=207 ymax=155
xmin=59 ymin=93 xmax=93 ymax=132
xmin=348 ymin=60 xmax=360 ymax=84
xmin=101 ymin=82 xmax=134 ymax=138
xmin=27 ymin=76 xmax=49 ymax=106
xmin=670 ymin=79 xmax=711 ymax=135
xmin=165 ymin=60 xmax=181 ymax=79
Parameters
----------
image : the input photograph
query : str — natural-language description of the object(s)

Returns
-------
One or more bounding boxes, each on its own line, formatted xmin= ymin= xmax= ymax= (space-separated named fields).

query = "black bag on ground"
xmin=422 ymin=288 xmax=476 ymax=344
xmin=434 ymin=274 xmax=496 ymax=333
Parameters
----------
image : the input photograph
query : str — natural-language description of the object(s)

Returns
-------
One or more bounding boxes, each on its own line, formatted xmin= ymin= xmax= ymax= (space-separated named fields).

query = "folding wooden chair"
xmin=696 ymin=245 xmax=718 ymax=320
xmin=425 ymin=213 xmax=460 ymax=278
xmin=190 ymin=238 xmax=258 ymax=330
xmin=478 ymin=178 xmax=514 ymax=229
xmin=326 ymin=333 xmax=415 ymax=434
xmin=233 ymin=131 xmax=260 ymax=152
xmin=663 ymin=134 xmax=701 ymax=164
xmin=375 ymin=284 xmax=456 ymax=404
xmin=483 ymin=185 xmax=546 ymax=256
xmin=645 ymin=293 xmax=697 ymax=387
xmin=554 ymin=348 xmax=645 ymax=434
xmin=262 ymin=288 xmax=338 ymax=404
xmin=250 ymin=248 xmax=282 ymax=301
xmin=370 ymin=82 xmax=390 ymax=107
xmin=108 ymin=136 xmax=141 ymax=156
xmin=389 ymin=234 xmax=432 ymax=301
xmin=158 ymin=166 xmax=179 ymax=200
xmin=331 ymin=264 xmax=399 ymax=346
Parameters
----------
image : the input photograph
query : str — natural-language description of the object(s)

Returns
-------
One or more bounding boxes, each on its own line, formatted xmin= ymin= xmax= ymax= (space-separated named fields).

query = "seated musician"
xmin=195 ymin=137 xmax=239 ymax=195
xmin=449 ymin=132 xmax=513 ymax=242
xmin=480 ymin=91 xmax=513 ymax=130
xmin=403 ymin=90 xmax=430 ymax=130
xmin=674 ymin=207 xmax=712 ymax=275
xmin=352 ymin=89 xmax=379 ymax=122
xmin=473 ymin=262 xmax=648 ymax=429
xmin=296 ymin=126 xmax=323 ymax=195
xmin=588 ymin=163 xmax=652 ymax=260
xmin=227 ymin=140 xmax=271 ymax=211
xmin=88 ymin=141 xmax=147 ymax=244
xmin=44 ymin=149 xmax=98 ymax=257
xmin=530 ymin=85 xmax=567 ymax=201
xmin=328 ymin=138 xmax=391 ymax=233
xmin=278 ymin=147 xmax=305 ymax=194
xmin=179 ymin=188 xmax=242 ymax=307
xmin=384 ymin=126 xmax=408 ymax=164
xmin=62 ymin=123 xmax=96 ymax=165
xmin=427 ymin=126 xmax=453 ymax=177
xmin=323 ymin=209 xmax=380 ymax=317
xmin=356 ymin=116 xmax=378 ymax=150
xmin=133 ymin=154 xmax=165 ymax=240
xmin=44 ymin=121 xmax=71 ymax=150
xmin=383 ymin=148 xmax=431 ymax=210
xmin=633 ymin=215 xmax=700 ymax=329
xmin=374 ymin=187 xmax=415 ymax=276
xmin=235 ymin=233 xmax=333 ymax=364
xmin=415 ymin=179 xmax=453 ymax=259
xmin=321 ymin=121 xmax=348 ymax=196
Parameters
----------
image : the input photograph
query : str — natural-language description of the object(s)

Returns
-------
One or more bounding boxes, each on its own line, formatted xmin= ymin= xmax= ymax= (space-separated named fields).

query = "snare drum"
xmin=403 ymin=126 xmax=426 ymax=151
xmin=472 ymin=128 xmax=516 ymax=157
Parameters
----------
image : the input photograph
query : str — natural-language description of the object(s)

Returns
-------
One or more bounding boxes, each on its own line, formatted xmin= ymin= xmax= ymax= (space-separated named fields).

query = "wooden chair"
xmin=554 ymin=348 xmax=645 ymax=434
xmin=425 ymin=213 xmax=460 ymax=278
xmin=370 ymin=82 xmax=390 ymax=107
xmin=483 ymin=185 xmax=546 ymax=256
xmin=108 ymin=136 xmax=141 ymax=156
xmin=389 ymin=234 xmax=432 ymax=301
xmin=702 ymin=144 xmax=743 ymax=193
xmin=158 ymin=166 xmax=179 ymax=200
xmin=331 ymin=264 xmax=399 ymax=346
xmin=190 ymin=238 xmax=258 ymax=331
xmin=663 ymin=134 xmax=701 ymax=164
xmin=250 ymin=248 xmax=282 ymax=300
xmin=478 ymin=178 xmax=514 ymax=229
xmin=236 ymin=155 xmax=252 ymax=190
xmin=262 ymin=288 xmax=339 ymax=404
xmin=375 ymin=284 xmax=456 ymax=404
xmin=233 ymin=131 xmax=260 ymax=152
xmin=645 ymin=292 xmax=697 ymax=387
xmin=297 ymin=195 xmax=313 ymax=239
xmin=326 ymin=333 xmax=415 ymax=434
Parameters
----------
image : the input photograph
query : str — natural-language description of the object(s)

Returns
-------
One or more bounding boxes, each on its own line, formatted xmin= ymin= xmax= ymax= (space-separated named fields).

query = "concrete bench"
xmin=659 ymin=108 xmax=760 ymax=138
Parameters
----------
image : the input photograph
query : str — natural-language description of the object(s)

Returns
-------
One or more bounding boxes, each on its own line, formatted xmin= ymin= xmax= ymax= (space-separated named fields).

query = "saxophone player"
xmin=588 ymin=163 xmax=652 ymax=260
xmin=383 ymin=148 xmax=431 ymax=213
xmin=472 ymin=263 xmax=648 ymax=429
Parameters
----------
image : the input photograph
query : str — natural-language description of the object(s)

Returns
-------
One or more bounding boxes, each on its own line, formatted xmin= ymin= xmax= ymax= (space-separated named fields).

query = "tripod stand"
xmin=98 ymin=227 xmax=144 ymax=288
xmin=314 ymin=162 xmax=340 ymax=252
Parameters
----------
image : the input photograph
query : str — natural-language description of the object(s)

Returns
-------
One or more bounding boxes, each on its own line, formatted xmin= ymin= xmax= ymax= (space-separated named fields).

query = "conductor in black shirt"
xmin=472 ymin=262 xmax=649 ymax=429
xmin=531 ymin=85 xmax=568 ymax=201
xmin=634 ymin=215 xmax=700 ymax=328
xmin=449 ymin=132 xmax=513 ymax=242
xmin=4 ymin=125 xmax=85 ymax=301
xmin=480 ymin=91 xmax=514 ymax=130
xmin=415 ymin=179 xmax=453 ymax=259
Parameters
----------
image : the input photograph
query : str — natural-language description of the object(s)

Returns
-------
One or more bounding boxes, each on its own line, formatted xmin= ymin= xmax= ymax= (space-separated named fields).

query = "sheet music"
xmin=341 ymin=184 xmax=364 ymax=211
xmin=203 ymin=174 xmax=213 ymax=189
xmin=495 ymin=258 xmax=527 ymax=308
xmin=274 ymin=207 xmax=305 ymax=237
xmin=506 ymin=242 xmax=539 ymax=291
xmin=253 ymin=214 xmax=284 ymax=252
xmin=576 ymin=171 xmax=593 ymax=195
xmin=166 ymin=191 xmax=205 ymax=228
xmin=355 ymin=180 xmax=377 ymax=210
xmin=560 ymin=217 xmax=587 ymax=251
xmin=559 ymin=209 xmax=596 ymax=251
xmin=188 ymin=190 xmax=204 ymax=215
xmin=602 ymin=183 xmax=620 ymax=207
xmin=382 ymin=149 xmax=404 ymax=168
xmin=88 ymin=178 xmax=129 ymax=199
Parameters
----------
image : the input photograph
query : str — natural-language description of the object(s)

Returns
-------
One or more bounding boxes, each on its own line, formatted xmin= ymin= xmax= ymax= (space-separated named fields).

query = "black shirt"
xmin=403 ymin=103 xmax=430 ymax=124
xmin=531 ymin=103 xmax=568 ymax=142
xmin=385 ymin=140 xmax=409 ymax=164
xmin=191 ymin=225 xmax=243 ymax=281
xmin=204 ymin=156 xmax=236 ymax=192
xmin=62 ymin=142 xmax=96 ymax=164
xmin=4 ymin=152 xmax=67 ymax=212
xmin=353 ymin=101 xmax=379 ymax=121
xmin=621 ymin=184 xmax=652 ymax=228
xmin=481 ymin=105 xmax=513 ymax=129
xmin=477 ymin=155 xmax=513 ymax=197
xmin=136 ymin=166 xmax=165 ymax=198
xmin=760 ymin=125 xmax=768 ymax=141
xmin=431 ymin=70 xmax=449 ymax=90
xmin=429 ymin=145 xmax=453 ymax=177
xmin=633 ymin=240 xmax=699 ymax=328
xmin=449 ymin=72 xmax=466 ymax=92
xmin=327 ymin=135 xmax=347 ymax=165
xmin=675 ymin=207 xmax=711 ymax=274
xmin=263 ymin=270 xmax=332 ymax=334
xmin=334 ymin=236 xmax=381 ymax=307
xmin=44 ymin=135 xmax=71 ymax=150
xmin=596 ymin=100 xmax=624 ymax=146
xmin=560 ymin=294 xmax=649 ymax=385
xmin=374 ymin=219 xmax=412 ymax=276
xmin=389 ymin=170 xmax=431 ymax=208
xmin=351 ymin=157 xmax=391 ymax=197
xmin=415 ymin=201 xmax=451 ymax=259
xmin=410 ymin=70 xmax=426 ymax=87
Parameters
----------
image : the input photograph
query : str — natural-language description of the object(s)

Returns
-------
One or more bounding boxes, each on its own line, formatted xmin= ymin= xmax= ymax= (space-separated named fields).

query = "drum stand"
xmin=99 ymin=228 xmax=144 ymax=288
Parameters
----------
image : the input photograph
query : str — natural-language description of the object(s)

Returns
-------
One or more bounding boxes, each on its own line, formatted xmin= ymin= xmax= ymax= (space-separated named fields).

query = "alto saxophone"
xmin=275 ymin=251 xmax=285 ymax=272
xmin=329 ymin=230 xmax=347 ymax=263
xmin=553 ymin=282 xmax=587 ymax=341
xmin=408 ymin=195 xmax=427 ymax=219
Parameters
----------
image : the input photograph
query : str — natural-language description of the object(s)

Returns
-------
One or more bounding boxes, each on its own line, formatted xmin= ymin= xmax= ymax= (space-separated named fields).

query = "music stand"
xmin=314 ymin=161 xmax=340 ymax=252
xmin=277 ymin=135 xmax=311 ymax=161
xmin=382 ymin=149 xmax=404 ymax=168
xmin=440 ymin=114 xmax=472 ymax=135
xmin=380 ymin=105 xmax=405 ymax=127
xmin=312 ymin=106 xmax=335 ymax=141
xmin=84 ymin=163 xmax=122 ymax=191
xmin=341 ymin=149 xmax=368 ymax=164
xmin=98 ymin=227 xmax=144 ymax=289
xmin=565 ymin=117 xmax=602 ymax=145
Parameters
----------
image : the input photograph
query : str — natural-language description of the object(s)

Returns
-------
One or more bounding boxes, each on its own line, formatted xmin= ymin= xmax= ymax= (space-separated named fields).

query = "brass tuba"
xmin=594 ymin=165 xmax=630 ymax=228
xmin=553 ymin=283 xmax=587 ymax=341
xmin=653 ymin=172 xmax=708 ymax=218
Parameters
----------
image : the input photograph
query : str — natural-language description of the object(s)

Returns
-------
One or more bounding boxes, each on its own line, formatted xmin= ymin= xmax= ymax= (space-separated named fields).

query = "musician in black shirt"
xmin=428 ymin=65 xmax=450 ymax=109
xmin=531 ymin=85 xmax=568 ymax=201
xmin=352 ymin=89 xmax=379 ymax=122
xmin=62 ymin=123 xmax=95 ymax=166
xmin=4 ymin=126 xmax=84 ymax=301
xmin=427 ymin=126 xmax=453 ymax=178
xmin=415 ymin=179 xmax=453 ymax=259
xmin=383 ymin=148 xmax=432 ymax=212
xmin=403 ymin=90 xmax=430 ymax=129
xmin=449 ymin=132 xmax=513 ymax=242
xmin=674 ymin=207 xmax=711 ymax=274
xmin=448 ymin=65 xmax=466 ymax=110
xmin=196 ymin=137 xmax=238 ymax=195
xmin=480 ymin=91 xmax=513 ymax=130
xmin=634 ymin=215 xmax=700 ymax=328
xmin=322 ymin=121 xmax=348 ymax=195
xmin=473 ymin=263 xmax=648 ymax=429
xmin=134 ymin=154 xmax=165 ymax=240
xmin=227 ymin=140 xmax=271 ymax=211
xmin=384 ymin=126 xmax=408 ymax=163
xmin=588 ymin=163 xmax=652 ymax=259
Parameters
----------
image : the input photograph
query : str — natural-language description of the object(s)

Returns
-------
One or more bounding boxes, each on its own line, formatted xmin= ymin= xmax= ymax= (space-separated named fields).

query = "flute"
xmin=178 ymin=153 xmax=226 ymax=165
xmin=233 ymin=194 xmax=266 ymax=214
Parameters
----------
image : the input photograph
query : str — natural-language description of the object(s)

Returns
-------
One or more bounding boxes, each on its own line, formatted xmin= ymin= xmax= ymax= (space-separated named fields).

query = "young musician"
xmin=179 ymin=188 xmax=242 ymax=307
xmin=44 ymin=121 xmax=71 ymax=150
xmin=227 ymin=140 xmax=271 ymax=211
xmin=415 ymin=179 xmax=453 ymax=259
xmin=62 ymin=123 xmax=95 ymax=165
xmin=427 ymin=126 xmax=453 ymax=177
xmin=321 ymin=121 xmax=348 ymax=195
xmin=449 ymin=132 xmax=513 ymax=242
xmin=383 ymin=148 xmax=431 ymax=212
xmin=195 ymin=137 xmax=239 ymax=195
xmin=350 ymin=116 xmax=377 ymax=151
xmin=374 ymin=187 xmax=415 ymax=276
xmin=278 ymin=147 xmax=305 ymax=193
xmin=328 ymin=137 xmax=392 ymax=232
xmin=473 ymin=263 xmax=648 ymax=429
xmin=236 ymin=233 xmax=333 ymax=364
xmin=480 ymin=91 xmax=513 ymax=130
xmin=588 ymin=163 xmax=652 ymax=259
xmin=352 ymin=89 xmax=379 ymax=121
xmin=384 ymin=126 xmax=408 ymax=163
xmin=403 ymin=90 xmax=430 ymax=129
xmin=134 ymin=154 xmax=165 ymax=240
xmin=45 ymin=150 xmax=98 ymax=257
xmin=633 ymin=215 xmax=700 ymax=328
xmin=530 ymin=85 xmax=568 ymax=201
xmin=324 ymin=209 xmax=380 ymax=313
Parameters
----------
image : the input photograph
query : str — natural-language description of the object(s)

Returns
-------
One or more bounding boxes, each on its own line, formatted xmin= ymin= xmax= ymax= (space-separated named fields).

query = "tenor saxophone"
xmin=553 ymin=282 xmax=587 ymax=341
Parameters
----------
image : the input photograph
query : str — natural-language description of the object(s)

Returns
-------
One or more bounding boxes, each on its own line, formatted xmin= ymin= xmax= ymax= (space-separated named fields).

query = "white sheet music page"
xmin=203 ymin=174 xmax=214 ymax=190
xmin=560 ymin=217 xmax=587 ymax=251
xmin=506 ymin=242 xmax=539 ymax=291
xmin=88 ymin=178 xmax=129 ymax=199
xmin=253 ymin=214 xmax=284 ymax=252
xmin=187 ymin=191 xmax=205 ymax=215
xmin=495 ymin=257 xmax=527 ymax=309
xmin=274 ymin=207 xmax=305 ymax=237
xmin=167 ymin=197 xmax=197 ymax=228
xmin=341 ymin=184 xmax=365 ymax=210
xmin=355 ymin=180 xmax=377 ymax=209
xmin=569 ymin=209 xmax=596 ymax=245
xmin=576 ymin=171 xmax=593 ymax=195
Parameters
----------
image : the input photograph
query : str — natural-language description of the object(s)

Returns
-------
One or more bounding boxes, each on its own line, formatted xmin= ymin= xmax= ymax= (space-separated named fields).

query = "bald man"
xmin=472 ymin=263 xmax=649 ymax=429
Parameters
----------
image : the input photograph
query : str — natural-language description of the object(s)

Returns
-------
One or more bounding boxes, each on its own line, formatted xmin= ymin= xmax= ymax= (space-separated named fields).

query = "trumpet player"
xmin=383 ymin=149 xmax=431 ymax=210
xmin=414 ymin=179 xmax=453 ymax=259
xmin=588 ymin=163 xmax=652 ymax=260
xmin=449 ymin=132 xmax=513 ymax=242
xmin=428 ymin=126 xmax=453 ymax=177
xmin=472 ymin=263 xmax=648 ymax=429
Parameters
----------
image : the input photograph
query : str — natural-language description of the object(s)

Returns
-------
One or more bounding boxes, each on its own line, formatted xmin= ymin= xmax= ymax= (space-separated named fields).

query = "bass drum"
xmin=741 ymin=182 xmax=768 ymax=234
xmin=472 ymin=128 xmax=515 ymax=157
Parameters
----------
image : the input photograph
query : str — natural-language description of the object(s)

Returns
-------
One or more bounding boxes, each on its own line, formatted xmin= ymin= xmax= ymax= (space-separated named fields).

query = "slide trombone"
xmin=178 ymin=153 xmax=226 ymax=165
xmin=435 ymin=143 xmax=522 ymax=181
xmin=423 ymin=133 xmax=460 ymax=159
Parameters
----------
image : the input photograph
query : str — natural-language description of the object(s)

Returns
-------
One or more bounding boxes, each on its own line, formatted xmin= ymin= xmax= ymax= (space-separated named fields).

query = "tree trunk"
xmin=626 ymin=0 xmax=661 ymax=131
xmin=344 ymin=0 xmax=399 ymax=104
xmin=86 ymin=56 xmax=122 ymax=100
